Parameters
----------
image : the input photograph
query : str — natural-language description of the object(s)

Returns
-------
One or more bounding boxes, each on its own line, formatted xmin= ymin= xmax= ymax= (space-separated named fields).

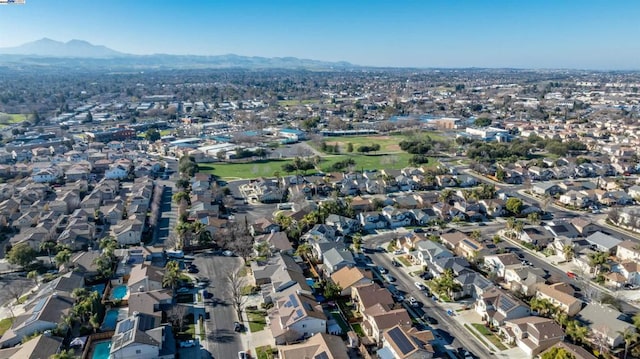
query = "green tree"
xmin=39 ymin=240 xmax=57 ymax=265
xmin=54 ymin=249 xmax=72 ymax=268
xmin=588 ymin=251 xmax=609 ymax=276
xmin=27 ymin=270 xmax=38 ymax=286
xmin=295 ymin=243 xmax=313 ymax=259
xmin=562 ymin=245 xmax=575 ymax=261
xmin=192 ymin=220 xmax=213 ymax=245
xmin=6 ymin=243 xmax=37 ymax=268
xmin=495 ymin=168 xmax=506 ymax=181
xmin=527 ymin=212 xmax=541 ymax=225
xmin=51 ymin=349 xmax=76 ymax=359
xmin=505 ymin=197 xmax=523 ymax=215
xmin=620 ymin=328 xmax=639 ymax=359
xmin=565 ymin=320 xmax=588 ymax=344
xmin=172 ymin=191 xmax=191 ymax=206
xmin=346 ymin=142 xmax=354 ymax=153
xmin=322 ymin=281 xmax=342 ymax=300
xmin=162 ymin=260 xmax=181 ymax=290
xmin=530 ymin=297 xmax=557 ymax=318
xmin=540 ymin=346 xmax=576 ymax=359
xmin=255 ymin=241 xmax=271 ymax=258
xmin=474 ymin=117 xmax=492 ymax=127
xmin=89 ymin=313 xmax=101 ymax=333
xmin=145 ymin=128 xmax=161 ymax=142
xmin=352 ymin=234 xmax=362 ymax=253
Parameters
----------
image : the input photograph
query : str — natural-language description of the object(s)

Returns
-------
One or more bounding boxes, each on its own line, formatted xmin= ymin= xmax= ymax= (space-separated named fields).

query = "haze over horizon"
xmin=1 ymin=0 xmax=639 ymax=70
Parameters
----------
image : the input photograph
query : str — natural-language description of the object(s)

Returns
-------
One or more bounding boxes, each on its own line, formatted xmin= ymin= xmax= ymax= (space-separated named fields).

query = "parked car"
xmin=393 ymin=250 xmax=404 ymax=255
xmin=378 ymin=266 xmax=388 ymax=274
xmin=384 ymin=274 xmax=396 ymax=282
xmin=223 ymin=250 xmax=235 ymax=257
xmin=566 ymin=271 xmax=578 ymax=279
xmin=423 ymin=315 xmax=438 ymax=325
xmin=177 ymin=287 xmax=191 ymax=293
xmin=187 ymin=267 xmax=199 ymax=273
xmin=234 ymin=321 xmax=244 ymax=332
xmin=408 ymin=296 xmax=419 ymax=307
xmin=238 ymin=351 xmax=248 ymax=359
xmin=180 ymin=340 xmax=196 ymax=348
xmin=414 ymin=281 xmax=426 ymax=290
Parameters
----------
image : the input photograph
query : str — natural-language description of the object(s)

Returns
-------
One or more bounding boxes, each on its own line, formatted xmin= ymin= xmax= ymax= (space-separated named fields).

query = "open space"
xmin=471 ymin=323 xmax=508 ymax=350
xmin=0 ymin=113 xmax=27 ymax=127
xmin=247 ymin=309 xmax=267 ymax=332
xmin=277 ymin=99 xmax=320 ymax=106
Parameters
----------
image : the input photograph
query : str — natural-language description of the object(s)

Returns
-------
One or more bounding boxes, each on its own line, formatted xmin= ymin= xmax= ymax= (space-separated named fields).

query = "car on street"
xmin=223 ymin=250 xmax=235 ymax=257
xmin=179 ymin=340 xmax=196 ymax=348
xmin=238 ymin=351 xmax=248 ymax=359
xmin=423 ymin=315 xmax=438 ymax=325
xmin=566 ymin=271 xmax=578 ymax=279
xmin=393 ymin=250 xmax=404 ymax=255
xmin=378 ymin=266 xmax=388 ymax=274
xmin=383 ymin=274 xmax=396 ymax=282
xmin=177 ymin=287 xmax=191 ymax=293
xmin=187 ymin=267 xmax=199 ymax=273
xmin=414 ymin=281 xmax=426 ymax=290
xmin=234 ymin=321 xmax=244 ymax=332
xmin=391 ymin=260 xmax=401 ymax=267
xmin=376 ymin=246 xmax=386 ymax=252
xmin=408 ymin=296 xmax=419 ymax=307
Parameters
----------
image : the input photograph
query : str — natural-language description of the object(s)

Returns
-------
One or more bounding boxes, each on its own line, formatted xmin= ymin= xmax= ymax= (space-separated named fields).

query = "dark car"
xmin=423 ymin=315 xmax=438 ymax=325
xmin=234 ymin=321 xmax=244 ymax=332
xmin=187 ymin=267 xmax=199 ymax=273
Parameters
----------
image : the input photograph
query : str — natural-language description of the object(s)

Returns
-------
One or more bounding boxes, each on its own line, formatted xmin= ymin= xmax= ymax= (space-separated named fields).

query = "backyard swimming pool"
xmin=101 ymin=308 xmax=126 ymax=331
xmin=110 ymin=285 xmax=128 ymax=300
xmin=92 ymin=340 xmax=111 ymax=359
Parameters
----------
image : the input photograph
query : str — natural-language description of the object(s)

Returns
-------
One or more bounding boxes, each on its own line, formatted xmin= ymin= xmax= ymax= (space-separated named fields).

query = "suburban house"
xmin=109 ymin=313 xmax=175 ymax=359
xmin=455 ymin=272 xmax=495 ymax=299
xmin=377 ymin=325 xmax=435 ymax=359
xmin=255 ymin=231 xmax=293 ymax=254
xmin=351 ymin=283 xmax=394 ymax=315
xmin=359 ymin=212 xmax=389 ymax=231
xmin=414 ymin=240 xmax=453 ymax=267
xmin=612 ymin=261 xmax=640 ymax=286
xmin=577 ymin=303 xmax=635 ymax=348
xmin=544 ymin=220 xmax=580 ymax=238
xmin=251 ymin=254 xmax=312 ymax=303
xmin=616 ymin=240 xmax=640 ymax=262
xmin=570 ymin=218 xmax=600 ymax=237
xmin=539 ymin=342 xmax=597 ymax=359
xmin=484 ymin=253 xmax=522 ymax=278
xmin=127 ymin=290 xmax=173 ymax=327
xmin=501 ymin=316 xmax=564 ymax=357
xmin=381 ymin=206 xmax=413 ymax=228
xmin=0 ymin=293 xmax=74 ymax=347
xmin=475 ymin=288 xmax=530 ymax=326
xmin=532 ymin=183 xmax=561 ymax=197
xmin=322 ymin=248 xmax=356 ymax=275
xmin=520 ymin=226 xmax=554 ymax=248
xmin=0 ymin=334 xmax=63 ymax=359
xmin=111 ymin=217 xmax=144 ymax=245
xmin=536 ymin=283 xmax=583 ymax=316
xmin=278 ymin=332 xmax=349 ymax=359
xmin=585 ymin=231 xmax=622 ymax=254
xmin=504 ymin=267 xmax=546 ymax=296
xmin=330 ymin=266 xmax=373 ymax=296
xmin=127 ymin=263 xmax=165 ymax=293
xmin=439 ymin=231 xmax=470 ymax=251
xmin=250 ymin=217 xmax=281 ymax=236
xmin=325 ymin=214 xmax=360 ymax=235
xmin=268 ymin=290 xmax=327 ymax=345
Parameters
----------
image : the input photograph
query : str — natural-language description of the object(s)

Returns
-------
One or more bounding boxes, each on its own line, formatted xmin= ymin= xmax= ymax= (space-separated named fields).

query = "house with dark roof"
xmin=110 ymin=313 xmax=175 ymax=359
xmin=455 ymin=272 xmax=495 ymax=299
xmin=501 ymin=316 xmax=564 ymax=357
xmin=0 ymin=293 xmax=74 ymax=347
xmin=475 ymin=288 xmax=530 ymax=327
xmin=378 ymin=325 xmax=435 ymax=359
xmin=544 ymin=220 xmax=580 ymax=238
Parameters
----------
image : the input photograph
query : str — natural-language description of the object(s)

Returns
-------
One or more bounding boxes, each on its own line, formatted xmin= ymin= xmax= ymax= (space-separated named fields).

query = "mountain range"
xmin=0 ymin=38 xmax=355 ymax=70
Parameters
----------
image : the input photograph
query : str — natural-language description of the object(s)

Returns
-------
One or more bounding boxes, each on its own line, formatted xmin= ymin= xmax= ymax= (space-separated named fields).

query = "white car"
xmin=384 ymin=274 xmax=396 ymax=282
xmin=393 ymin=250 xmax=404 ymax=255
xmin=238 ymin=351 xmax=248 ymax=359
xmin=378 ymin=266 xmax=388 ymax=274
xmin=408 ymin=296 xmax=419 ymax=307
xmin=414 ymin=281 xmax=426 ymax=290
xmin=223 ymin=250 xmax=235 ymax=257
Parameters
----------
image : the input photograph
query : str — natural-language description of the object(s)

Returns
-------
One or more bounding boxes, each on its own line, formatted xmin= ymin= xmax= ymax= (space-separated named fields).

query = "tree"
xmin=352 ymin=234 xmax=362 ymax=253
xmin=565 ymin=320 xmax=588 ymax=344
xmin=474 ymin=117 xmax=492 ymax=127
xmin=295 ymin=243 xmax=313 ymax=259
xmin=562 ymin=244 xmax=575 ymax=261
xmin=529 ymin=297 xmax=556 ymax=318
xmin=588 ymin=251 xmax=608 ymax=276
xmin=6 ymin=243 xmax=37 ymax=268
xmin=162 ymin=260 xmax=181 ymax=290
xmin=51 ymin=349 xmax=76 ymax=359
xmin=323 ymin=281 xmax=342 ymax=300
xmin=527 ymin=212 xmax=541 ymax=225
xmin=540 ymin=346 xmax=576 ymax=359
xmin=225 ymin=267 xmax=247 ymax=321
xmin=89 ymin=313 xmax=101 ymax=333
xmin=145 ymin=128 xmax=161 ymax=142
xmin=255 ymin=241 xmax=271 ymax=258
xmin=620 ymin=328 xmax=639 ymax=359
xmin=54 ymin=249 xmax=72 ymax=268
xmin=175 ymin=178 xmax=190 ymax=191
xmin=172 ymin=191 xmax=191 ymax=206
xmin=27 ymin=270 xmax=38 ymax=286
xmin=346 ymin=142 xmax=354 ymax=153
xmin=39 ymin=240 xmax=57 ymax=265
xmin=192 ymin=220 xmax=213 ymax=245
xmin=167 ymin=305 xmax=189 ymax=332
xmin=505 ymin=197 xmax=523 ymax=215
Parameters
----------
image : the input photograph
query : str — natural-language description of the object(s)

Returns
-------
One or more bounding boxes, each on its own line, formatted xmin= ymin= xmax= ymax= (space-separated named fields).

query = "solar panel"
xmin=118 ymin=319 xmax=134 ymax=333
xmin=304 ymin=302 xmax=313 ymax=311
xmin=499 ymin=297 xmax=516 ymax=311
xmin=315 ymin=352 xmax=329 ymax=359
xmin=295 ymin=309 xmax=304 ymax=318
xmin=289 ymin=294 xmax=299 ymax=308
xmin=388 ymin=327 xmax=415 ymax=355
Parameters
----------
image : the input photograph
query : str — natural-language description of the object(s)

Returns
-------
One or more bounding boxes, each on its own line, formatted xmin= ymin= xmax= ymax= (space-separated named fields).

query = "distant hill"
xmin=0 ymin=38 xmax=356 ymax=70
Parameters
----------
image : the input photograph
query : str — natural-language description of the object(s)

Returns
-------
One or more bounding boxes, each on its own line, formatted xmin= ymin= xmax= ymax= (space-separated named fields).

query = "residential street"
xmin=194 ymin=254 xmax=244 ymax=359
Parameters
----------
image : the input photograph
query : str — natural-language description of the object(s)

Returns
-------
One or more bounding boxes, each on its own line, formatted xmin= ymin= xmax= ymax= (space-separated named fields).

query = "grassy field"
xmin=0 ymin=113 xmax=27 ymax=127
xmin=247 ymin=310 xmax=267 ymax=332
xmin=277 ymin=99 xmax=320 ymax=106
xmin=159 ymin=129 xmax=172 ymax=136
xmin=198 ymin=159 xmax=294 ymax=179
xmin=471 ymin=323 xmax=508 ymax=350
xmin=255 ymin=345 xmax=276 ymax=359
xmin=0 ymin=318 xmax=13 ymax=336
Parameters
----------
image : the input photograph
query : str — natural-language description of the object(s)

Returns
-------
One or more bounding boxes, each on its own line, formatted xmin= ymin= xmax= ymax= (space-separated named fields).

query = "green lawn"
xmin=464 ymin=324 xmax=490 ymax=348
xmin=471 ymin=323 xmax=508 ymax=350
xmin=351 ymin=323 xmax=365 ymax=337
xmin=255 ymin=345 xmax=276 ymax=359
xmin=330 ymin=310 xmax=350 ymax=334
xmin=277 ymin=99 xmax=320 ymax=106
xmin=0 ymin=318 xmax=13 ymax=336
xmin=198 ymin=159 xmax=294 ymax=180
xmin=0 ymin=113 xmax=27 ymax=124
xmin=318 ymin=134 xmax=408 ymax=152
xmin=247 ymin=310 xmax=267 ymax=332
xmin=396 ymin=256 xmax=413 ymax=267
xmin=159 ymin=129 xmax=172 ymax=136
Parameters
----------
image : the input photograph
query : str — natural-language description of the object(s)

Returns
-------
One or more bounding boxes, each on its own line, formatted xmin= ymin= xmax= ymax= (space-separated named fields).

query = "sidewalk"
xmin=239 ymin=292 xmax=274 ymax=353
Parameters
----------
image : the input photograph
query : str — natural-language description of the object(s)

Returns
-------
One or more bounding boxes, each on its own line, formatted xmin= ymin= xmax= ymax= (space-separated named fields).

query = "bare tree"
xmin=167 ymin=304 xmax=189 ymax=332
xmin=225 ymin=267 xmax=247 ymax=321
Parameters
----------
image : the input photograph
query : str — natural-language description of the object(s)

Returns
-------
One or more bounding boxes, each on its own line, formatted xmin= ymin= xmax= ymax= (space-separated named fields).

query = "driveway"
xmin=193 ymin=254 xmax=243 ymax=359
xmin=155 ymin=179 xmax=178 ymax=246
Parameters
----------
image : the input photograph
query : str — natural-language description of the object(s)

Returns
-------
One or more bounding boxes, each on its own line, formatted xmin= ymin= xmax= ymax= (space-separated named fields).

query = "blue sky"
xmin=0 ymin=0 xmax=639 ymax=69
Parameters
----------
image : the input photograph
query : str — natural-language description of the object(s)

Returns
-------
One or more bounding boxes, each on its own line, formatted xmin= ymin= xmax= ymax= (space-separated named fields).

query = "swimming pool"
xmin=110 ymin=285 xmax=128 ymax=300
xmin=90 ymin=284 xmax=106 ymax=296
xmin=92 ymin=340 xmax=111 ymax=359
xmin=101 ymin=309 xmax=119 ymax=331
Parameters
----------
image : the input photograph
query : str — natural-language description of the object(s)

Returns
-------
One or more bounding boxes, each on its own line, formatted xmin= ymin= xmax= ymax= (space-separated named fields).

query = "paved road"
xmin=194 ymin=254 xmax=243 ymax=359
xmin=368 ymin=251 xmax=493 ymax=358
xmin=155 ymin=179 xmax=178 ymax=246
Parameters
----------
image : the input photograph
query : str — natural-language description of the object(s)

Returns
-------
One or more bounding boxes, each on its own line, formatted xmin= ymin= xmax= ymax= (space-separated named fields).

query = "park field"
xmin=0 ymin=113 xmax=27 ymax=126
xmin=198 ymin=154 xmax=440 ymax=180
xmin=316 ymin=132 xmax=447 ymax=153
xmin=277 ymin=99 xmax=320 ymax=107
